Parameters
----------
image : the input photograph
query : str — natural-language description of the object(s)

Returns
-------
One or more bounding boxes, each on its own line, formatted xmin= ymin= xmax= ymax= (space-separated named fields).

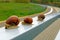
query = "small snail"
xmin=38 ymin=14 xmax=45 ymax=21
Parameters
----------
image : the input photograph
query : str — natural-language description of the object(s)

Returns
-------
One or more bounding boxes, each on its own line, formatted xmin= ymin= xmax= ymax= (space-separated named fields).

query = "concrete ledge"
xmin=12 ymin=13 xmax=60 ymax=40
xmin=0 ymin=13 xmax=60 ymax=40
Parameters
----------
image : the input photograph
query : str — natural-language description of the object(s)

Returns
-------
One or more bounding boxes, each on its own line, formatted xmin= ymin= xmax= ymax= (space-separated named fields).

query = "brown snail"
xmin=22 ymin=17 xmax=33 ymax=24
xmin=38 ymin=14 xmax=45 ymax=21
xmin=5 ymin=15 xmax=20 ymax=29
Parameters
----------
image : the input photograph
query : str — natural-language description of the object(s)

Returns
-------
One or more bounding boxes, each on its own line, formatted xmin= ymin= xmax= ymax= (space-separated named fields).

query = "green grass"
xmin=0 ymin=3 xmax=46 ymax=21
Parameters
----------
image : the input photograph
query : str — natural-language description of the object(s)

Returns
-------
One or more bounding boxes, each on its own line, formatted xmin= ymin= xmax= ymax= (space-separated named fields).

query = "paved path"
xmin=33 ymin=18 xmax=60 ymax=40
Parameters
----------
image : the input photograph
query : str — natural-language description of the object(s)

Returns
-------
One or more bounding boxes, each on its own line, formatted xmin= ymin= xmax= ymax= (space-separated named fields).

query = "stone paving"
xmin=33 ymin=18 xmax=60 ymax=40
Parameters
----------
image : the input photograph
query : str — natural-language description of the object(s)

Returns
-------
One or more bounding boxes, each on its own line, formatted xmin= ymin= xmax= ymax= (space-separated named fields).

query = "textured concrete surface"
xmin=33 ymin=18 xmax=60 ymax=40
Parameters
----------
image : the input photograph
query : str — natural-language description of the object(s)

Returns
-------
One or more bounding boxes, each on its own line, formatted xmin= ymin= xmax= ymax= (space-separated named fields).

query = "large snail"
xmin=5 ymin=15 xmax=20 ymax=29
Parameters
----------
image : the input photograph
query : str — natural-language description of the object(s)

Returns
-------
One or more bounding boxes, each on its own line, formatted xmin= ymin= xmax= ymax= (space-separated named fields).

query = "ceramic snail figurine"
xmin=5 ymin=15 xmax=20 ymax=29
xmin=38 ymin=14 xmax=45 ymax=21
xmin=22 ymin=17 xmax=33 ymax=24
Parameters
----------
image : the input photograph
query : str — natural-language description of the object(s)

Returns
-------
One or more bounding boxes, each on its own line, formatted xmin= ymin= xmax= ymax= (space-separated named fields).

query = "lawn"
xmin=0 ymin=3 xmax=46 ymax=21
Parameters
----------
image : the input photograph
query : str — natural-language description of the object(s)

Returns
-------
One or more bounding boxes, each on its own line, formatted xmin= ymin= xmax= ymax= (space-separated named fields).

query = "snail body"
xmin=38 ymin=14 xmax=45 ymax=21
xmin=5 ymin=16 xmax=20 ymax=29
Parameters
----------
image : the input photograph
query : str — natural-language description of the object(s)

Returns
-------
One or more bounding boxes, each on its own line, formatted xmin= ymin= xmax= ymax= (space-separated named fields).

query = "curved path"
xmin=33 ymin=18 xmax=60 ymax=40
